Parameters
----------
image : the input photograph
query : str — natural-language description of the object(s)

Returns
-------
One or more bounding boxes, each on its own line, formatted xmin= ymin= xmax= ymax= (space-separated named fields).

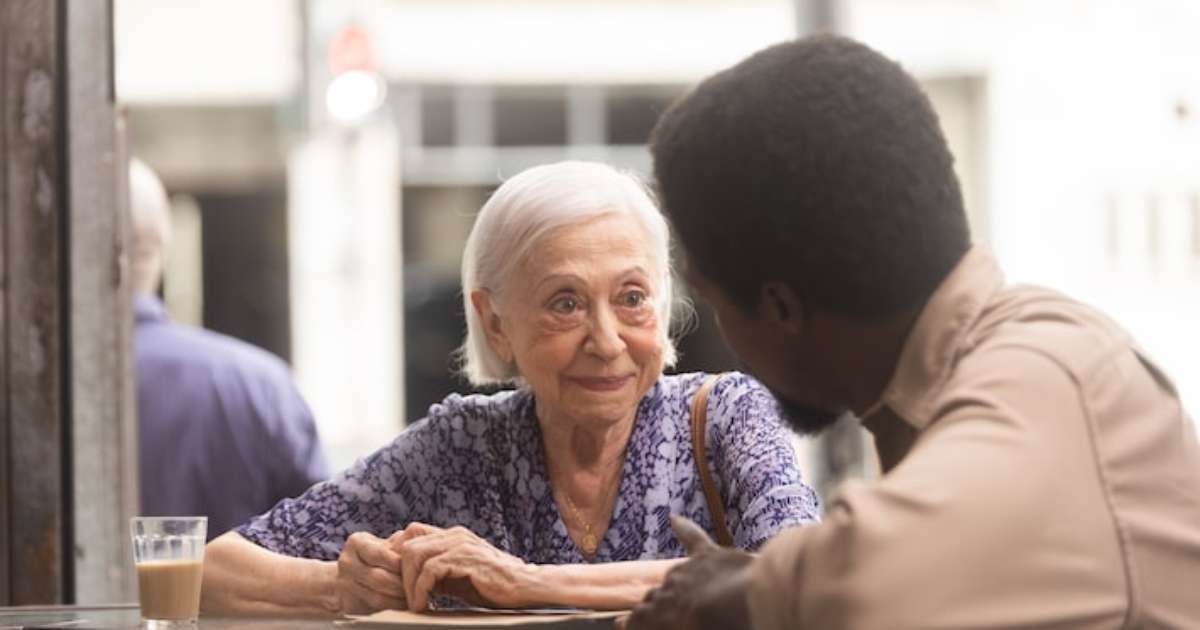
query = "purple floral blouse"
xmin=237 ymin=372 xmax=819 ymax=563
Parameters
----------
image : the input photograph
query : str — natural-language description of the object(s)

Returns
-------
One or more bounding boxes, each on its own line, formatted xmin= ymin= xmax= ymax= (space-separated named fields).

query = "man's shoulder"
xmin=137 ymin=320 xmax=293 ymax=384
xmin=926 ymin=285 xmax=1139 ymax=432
xmin=965 ymin=284 xmax=1133 ymax=381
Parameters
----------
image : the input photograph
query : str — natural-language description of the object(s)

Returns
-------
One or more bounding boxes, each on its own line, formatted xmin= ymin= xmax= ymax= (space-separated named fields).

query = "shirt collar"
xmin=134 ymin=294 xmax=169 ymax=325
xmin=875 ymin=245 xmax=1005 ymax=431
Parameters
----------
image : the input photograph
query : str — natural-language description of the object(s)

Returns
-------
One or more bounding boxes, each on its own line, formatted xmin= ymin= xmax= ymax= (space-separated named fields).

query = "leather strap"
xmin=690 ymin=373 xmax=735 ymax=547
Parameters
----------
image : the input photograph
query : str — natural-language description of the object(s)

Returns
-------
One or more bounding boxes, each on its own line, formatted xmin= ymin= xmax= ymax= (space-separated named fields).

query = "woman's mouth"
xmin=570 ymin=375 xmax=634 ymax=392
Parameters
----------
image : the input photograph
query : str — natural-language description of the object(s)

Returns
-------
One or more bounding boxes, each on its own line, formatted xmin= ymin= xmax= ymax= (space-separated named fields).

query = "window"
xmin=493 ymin=86 xmax=567 ymax=146
xmin=605 ymin=87 xmax=683 ymax=145
xmin=420 ymin=85 xmax=454 ymax=147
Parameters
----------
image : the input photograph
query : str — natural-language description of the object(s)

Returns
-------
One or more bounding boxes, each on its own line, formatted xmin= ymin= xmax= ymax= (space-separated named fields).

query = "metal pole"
xmin=2 ymin=0 xmax=69 ymax=604
xmin=795 ymin=0 xmax=839 ymax=35
xmin=1 ymin=0 xmax=130 ymax=604
xmin=67 ymin=0 xmax=137 ymax=604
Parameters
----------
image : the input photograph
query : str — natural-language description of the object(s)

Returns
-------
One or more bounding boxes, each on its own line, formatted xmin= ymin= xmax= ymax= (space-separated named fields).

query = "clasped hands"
xmin=335 ymin=516 xmax=757 ymax=630
xmin=335 ymin=522 xmax=537 ymax=614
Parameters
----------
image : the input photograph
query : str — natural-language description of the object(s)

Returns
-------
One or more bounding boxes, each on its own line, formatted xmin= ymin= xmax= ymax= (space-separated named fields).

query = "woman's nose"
xmin=584 ymin=305 xmax=627 ymax=359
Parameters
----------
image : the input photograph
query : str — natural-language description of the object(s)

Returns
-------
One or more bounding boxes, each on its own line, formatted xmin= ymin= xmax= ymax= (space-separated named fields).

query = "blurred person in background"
xmin=625 ymin=34 xmax=1200 ymax=630
xmin=129 ymin=158 xmax=329 ymax=542
xmin=200 ymin=161 xmax=820 ymax=616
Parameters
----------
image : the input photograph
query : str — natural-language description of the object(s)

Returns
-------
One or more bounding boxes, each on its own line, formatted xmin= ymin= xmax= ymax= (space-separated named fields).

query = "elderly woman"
xmin=201 ymin=161 xmax=818 ymax=615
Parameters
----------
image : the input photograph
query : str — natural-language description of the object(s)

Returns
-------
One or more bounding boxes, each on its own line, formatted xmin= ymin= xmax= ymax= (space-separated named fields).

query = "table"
xmin=0 ymin=606 xmax=333 ymax=629
xmin=0 ymin=606 xmax=619 ymax=630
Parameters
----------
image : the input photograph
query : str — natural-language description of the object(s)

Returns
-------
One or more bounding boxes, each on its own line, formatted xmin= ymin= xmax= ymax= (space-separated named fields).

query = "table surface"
xmin=0 ymin=605 xmax=617 ymax=630
xmin=0 ymin=606 xmax=331 ymax=629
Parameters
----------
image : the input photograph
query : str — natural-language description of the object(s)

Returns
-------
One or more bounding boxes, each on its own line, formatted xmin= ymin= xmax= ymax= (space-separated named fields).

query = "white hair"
xmin=128 ymin=158 xmax=172 ymax=296
xmin=459 ymin=161 xmax=680 ymax=386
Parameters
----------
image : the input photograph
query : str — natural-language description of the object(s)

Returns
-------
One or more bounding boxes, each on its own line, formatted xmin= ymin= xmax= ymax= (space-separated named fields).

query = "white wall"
xmin=116 ymin=0 xmax=1200 ymax=448
xmin=319 ymin=0 xmax=796 ymax=84
xmin=846 ymin=0 xmax=1200 ymax=418
xmin=116 ymin=0 xmax=299 ymax=103
xmin=289 ymin=122 xmax=404 ymax=471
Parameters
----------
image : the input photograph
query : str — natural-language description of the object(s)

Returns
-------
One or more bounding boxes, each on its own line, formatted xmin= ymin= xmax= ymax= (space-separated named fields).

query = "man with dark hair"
xmin=625 ymin=34 xmax=1200 ymax=629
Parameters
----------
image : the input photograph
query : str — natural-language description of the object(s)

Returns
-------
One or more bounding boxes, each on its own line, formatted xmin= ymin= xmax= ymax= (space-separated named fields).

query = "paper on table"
xmin=346 ymin=609 xmax=626 ymax=628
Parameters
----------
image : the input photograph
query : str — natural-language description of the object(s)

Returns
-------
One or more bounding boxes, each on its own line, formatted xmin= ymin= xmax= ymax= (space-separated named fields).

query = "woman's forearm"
xmin=523 ymin=559 xmax=685 ymax=610
xmin=201 ymin=531 xmax=340 ymax=617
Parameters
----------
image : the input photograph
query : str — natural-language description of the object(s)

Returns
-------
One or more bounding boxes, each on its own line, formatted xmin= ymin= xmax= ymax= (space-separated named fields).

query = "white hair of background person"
xmin=128 ymin=157 xmax=172 ymax=297
xmin=459 ymin=160 xmax=686 ymax=386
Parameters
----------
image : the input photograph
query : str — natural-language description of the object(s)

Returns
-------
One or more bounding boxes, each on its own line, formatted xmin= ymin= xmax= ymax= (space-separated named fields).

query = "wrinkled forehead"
xmin=516 ymin=213 xmax=661 ymax=286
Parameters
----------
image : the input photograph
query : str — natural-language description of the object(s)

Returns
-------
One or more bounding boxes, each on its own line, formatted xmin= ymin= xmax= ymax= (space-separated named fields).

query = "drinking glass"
xmin=130 ymin=517 xmax=207 ymax=628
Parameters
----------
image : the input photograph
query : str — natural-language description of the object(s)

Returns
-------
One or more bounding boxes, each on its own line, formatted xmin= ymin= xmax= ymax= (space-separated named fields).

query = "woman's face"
xmin=475 ymin=213 xmax=665 ymax=429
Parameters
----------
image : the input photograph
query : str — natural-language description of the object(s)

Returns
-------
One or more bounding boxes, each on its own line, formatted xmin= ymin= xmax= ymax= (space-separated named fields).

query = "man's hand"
xmin=621 ymin=516 xmax=755 ymax=630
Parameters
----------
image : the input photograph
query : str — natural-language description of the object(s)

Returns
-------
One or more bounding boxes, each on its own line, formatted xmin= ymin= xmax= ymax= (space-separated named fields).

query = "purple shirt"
xmin=135 ymin=296 xmax=328 ymax=540
xmin=238 ymin=372 xmax=818 ymax=563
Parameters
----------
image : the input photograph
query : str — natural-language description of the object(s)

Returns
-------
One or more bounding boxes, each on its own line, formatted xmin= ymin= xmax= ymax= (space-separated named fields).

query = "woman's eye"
xmin=549 ymin=296 xmax=580 ymax=314
xmin=620 ymin=290 xmax=647 ymax=308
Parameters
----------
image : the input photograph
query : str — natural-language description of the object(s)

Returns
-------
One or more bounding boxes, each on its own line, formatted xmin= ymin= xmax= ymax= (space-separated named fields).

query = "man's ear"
xmin=759 ymin=281 xmax=806 ymax=335
xmin=470 ymin=290 xmax=514 ymax=364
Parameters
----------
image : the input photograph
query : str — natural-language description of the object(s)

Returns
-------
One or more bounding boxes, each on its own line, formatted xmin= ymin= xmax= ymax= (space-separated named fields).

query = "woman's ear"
xmin=471 ymin=290 xmax=514 ymax=364
xmin=760 ymin=281 xmax=806 ymax=335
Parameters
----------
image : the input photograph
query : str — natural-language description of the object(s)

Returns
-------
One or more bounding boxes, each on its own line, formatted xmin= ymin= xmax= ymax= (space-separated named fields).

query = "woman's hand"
xmin=336 ymin=531 xmax=408 ymax=614
xmin=392 ymin=522 xmax=543 ymax=611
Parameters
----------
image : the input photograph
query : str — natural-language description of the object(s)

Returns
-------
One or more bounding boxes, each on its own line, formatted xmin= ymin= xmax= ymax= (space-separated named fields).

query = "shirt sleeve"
xmin=707 ymin=373 xmax=821 ymax=551
xmin=746 ymin=348 xmax=1126 ymax=630
xmin=236 ymin=416 xmax=446 ymax=561
xmin=266 ymin=379 xmax=330 ymax=500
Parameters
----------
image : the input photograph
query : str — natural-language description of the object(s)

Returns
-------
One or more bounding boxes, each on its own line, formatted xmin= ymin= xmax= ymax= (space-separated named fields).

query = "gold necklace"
xmin=558 ymin=470 xmax=622 ymax=560
xmin=561 ymin=492 xmax=601 ymax=558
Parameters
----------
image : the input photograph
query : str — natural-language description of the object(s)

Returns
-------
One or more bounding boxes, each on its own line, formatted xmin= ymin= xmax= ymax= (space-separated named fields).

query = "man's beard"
xmin=769 ymin=390 xmax=847 ymax=436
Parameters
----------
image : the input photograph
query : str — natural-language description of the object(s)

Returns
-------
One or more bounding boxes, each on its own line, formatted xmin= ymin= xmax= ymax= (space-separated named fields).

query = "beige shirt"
xmin=749 ymin=247 xmax=1200 ymax=629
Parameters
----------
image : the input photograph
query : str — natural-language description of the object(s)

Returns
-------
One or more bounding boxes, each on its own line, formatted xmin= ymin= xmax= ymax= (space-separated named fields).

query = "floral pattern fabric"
xmin=237 ymin=372 xmax=819 ymax=564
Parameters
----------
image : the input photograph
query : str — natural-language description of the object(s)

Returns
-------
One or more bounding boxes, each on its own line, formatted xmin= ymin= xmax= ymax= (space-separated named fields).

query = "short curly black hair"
xmin=651 ymin=34 xmax=970 ymax=319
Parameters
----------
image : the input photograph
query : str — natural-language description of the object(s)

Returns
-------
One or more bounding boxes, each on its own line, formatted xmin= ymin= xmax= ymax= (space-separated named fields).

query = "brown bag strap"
xmin=690 ymin=373 xmax=735 ymax=547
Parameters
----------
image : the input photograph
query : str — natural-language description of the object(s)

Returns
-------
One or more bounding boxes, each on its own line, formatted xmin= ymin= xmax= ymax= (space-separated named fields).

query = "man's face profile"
xmin=687 ymin=265 xmax=845 ymax=436
xmin=767 ymin=388 xmax=846 ymax=436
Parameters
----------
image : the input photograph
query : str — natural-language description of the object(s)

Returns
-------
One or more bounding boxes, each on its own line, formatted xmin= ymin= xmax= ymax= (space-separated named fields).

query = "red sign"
xmin=328 ymin=25 xmax=375 ymax=73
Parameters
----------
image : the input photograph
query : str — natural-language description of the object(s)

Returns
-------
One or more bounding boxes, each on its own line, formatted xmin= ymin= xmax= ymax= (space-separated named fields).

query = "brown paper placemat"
xmin=346 ymin=609 xmax=626 ymax=628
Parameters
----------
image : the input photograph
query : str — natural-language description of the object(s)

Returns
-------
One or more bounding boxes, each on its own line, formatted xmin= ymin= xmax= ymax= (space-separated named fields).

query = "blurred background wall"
xmin=115 ymin=0 xmax=1200 ymax=481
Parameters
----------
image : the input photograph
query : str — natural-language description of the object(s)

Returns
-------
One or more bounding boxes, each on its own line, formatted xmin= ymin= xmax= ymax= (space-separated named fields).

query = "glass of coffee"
xmin=131 ymin=517 xmax=207 ymax=627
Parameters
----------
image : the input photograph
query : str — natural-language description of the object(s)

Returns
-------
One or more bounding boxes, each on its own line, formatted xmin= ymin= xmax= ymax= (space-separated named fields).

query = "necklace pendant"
xmin=581 ymin=532 xmax=598 ymax=555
